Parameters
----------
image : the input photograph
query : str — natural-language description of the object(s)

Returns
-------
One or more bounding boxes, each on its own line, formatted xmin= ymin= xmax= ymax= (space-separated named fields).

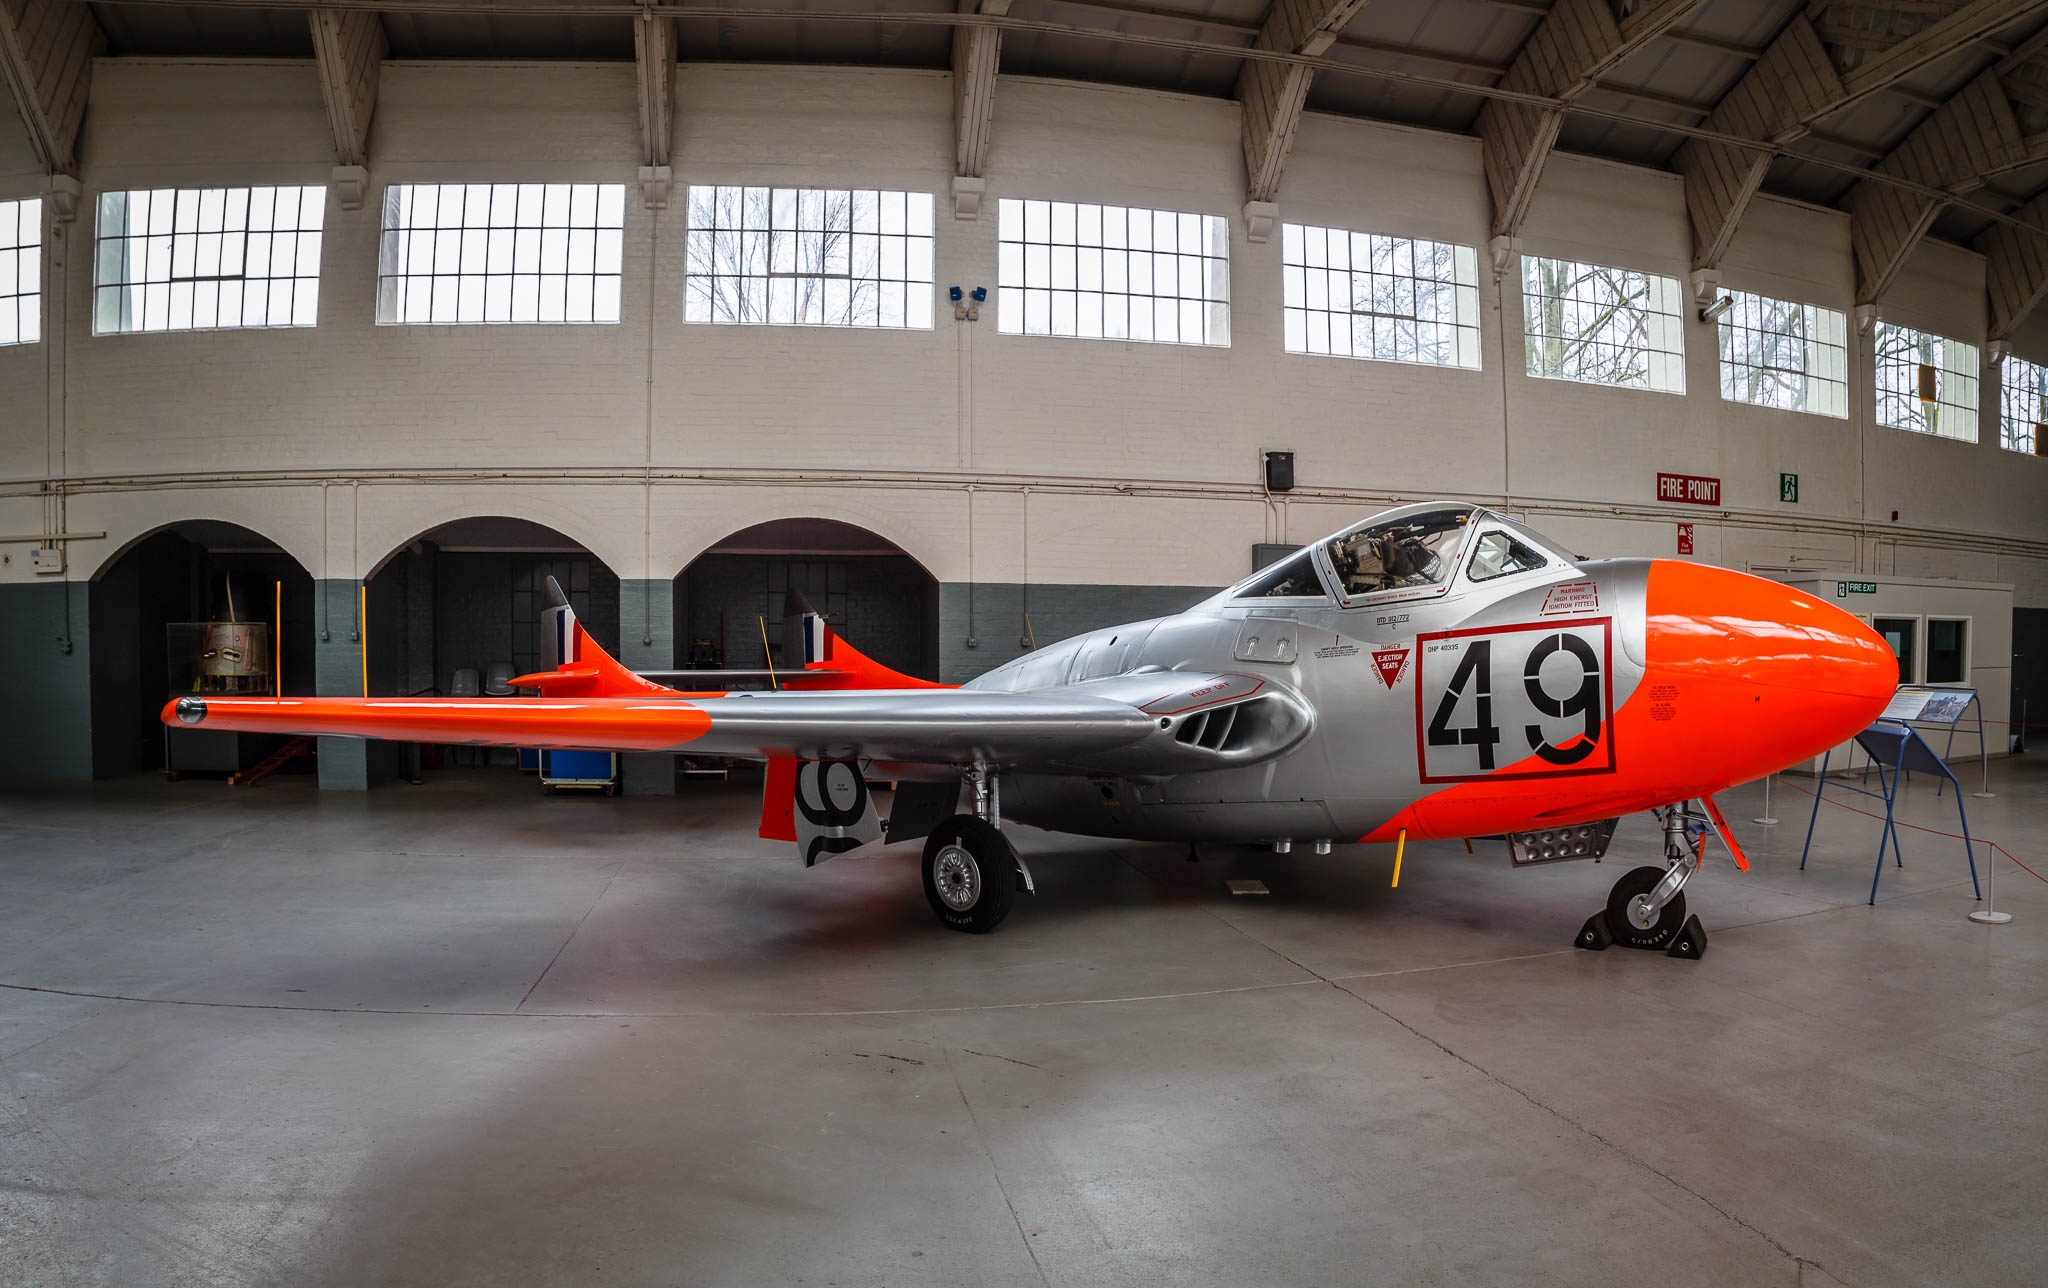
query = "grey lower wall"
xmin=2018 ymin=607 xmax=2047 ymax=749
xmin=0 ymin=574 xmax=1217 ymax=785
xmin=314 ymin=579 xmax=392 ymax=791
xmin=937 ymin=582 xmax=1214 ymax=683
xmin=678 ymin=553 xmax=936 ymax=680
xmin=620 ymin=579 xmax=676 ymax=796
xmin=0 ymin=582 xmax=95 ymax=782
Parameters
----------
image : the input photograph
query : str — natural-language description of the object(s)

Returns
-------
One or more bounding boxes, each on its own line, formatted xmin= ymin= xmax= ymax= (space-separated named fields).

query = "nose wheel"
xmin=1574 ymin=807 xmax=1711 ymax=959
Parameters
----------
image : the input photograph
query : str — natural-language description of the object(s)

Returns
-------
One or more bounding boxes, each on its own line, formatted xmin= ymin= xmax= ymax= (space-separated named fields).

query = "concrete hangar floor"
xmin=1 ymin=765 xmax=2044 ymax=1288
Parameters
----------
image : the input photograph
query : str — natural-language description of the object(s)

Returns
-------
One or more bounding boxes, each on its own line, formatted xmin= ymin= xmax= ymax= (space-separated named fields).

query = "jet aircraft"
xmin=166 ymin=503 xmax=1897 ymax=953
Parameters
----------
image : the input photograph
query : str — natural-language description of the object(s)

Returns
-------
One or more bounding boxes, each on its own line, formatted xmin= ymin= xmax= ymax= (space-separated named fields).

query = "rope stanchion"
xmin=1753 ymin=773 xmax=1778 ymax=826
xmin=1777 ymin=776 xmax=2036 ymax=923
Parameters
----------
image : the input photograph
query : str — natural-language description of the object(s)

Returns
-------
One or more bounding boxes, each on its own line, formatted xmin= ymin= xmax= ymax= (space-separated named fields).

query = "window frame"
xmin=1463 ymin=527 xmax=1555 ymax=584
xmin=1998 ymin=353 xmax=2048 ymax=455
xmin=94 ymin=185 xmax=327 ymax=336
xmin=0 ymin=196 xmax=41 ymax=347
xmin=1521 ymin=253 xmax=1686 ymax=395
xmin=1714 ymin=288 xmax=1849 ymax=418
xmin=1923 ymin=616 xmax=1971 ymax=686
xmin=1872 ymin=321 xmax=1979 ymax=442
xmin=1872 ymin=615 xmax=1921 ymax=687
xmin=681 ymin=184 xmax=936 ymax=330
xmin=375 ymin=181 xmax=627 ymax=327
xmin=996 ymin=197 xmax=1231 ymax=348
xmin=1279 ymin=221 xmax=1481 ymax=370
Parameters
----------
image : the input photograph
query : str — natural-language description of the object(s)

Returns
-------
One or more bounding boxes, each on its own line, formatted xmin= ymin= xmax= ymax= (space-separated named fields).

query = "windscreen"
xmin=1324 ymin=508 xmax=1473 ymax=598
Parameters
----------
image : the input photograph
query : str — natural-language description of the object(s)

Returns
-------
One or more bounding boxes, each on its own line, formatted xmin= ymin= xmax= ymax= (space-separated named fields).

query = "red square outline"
xmin=1413 ymin=615 xmax=1618 ymax=784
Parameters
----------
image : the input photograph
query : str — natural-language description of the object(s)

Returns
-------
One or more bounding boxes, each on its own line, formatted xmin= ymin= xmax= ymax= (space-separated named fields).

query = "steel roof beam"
xmin=634 ymin=5 xmax=674 ymax=169
xmin=1472 ymin=0 xmax=1709 ymax=239
xmin=1847 ymin=71 xmax=2028 ymax=306
xmin=65 ymin=1 xmax=2048 ymax=245
xmin=310 ymin=8 xmax=385 ymax=169
xmin=0 ymin=0 xmax=102 ymax=176
xmin=1234 ymin=0 xmax=1372 ymax=205
xmin=954 ymin=0 xmax=1008 ymax=185
xmin=1981 ymin=189 xmax=2048 ymax=342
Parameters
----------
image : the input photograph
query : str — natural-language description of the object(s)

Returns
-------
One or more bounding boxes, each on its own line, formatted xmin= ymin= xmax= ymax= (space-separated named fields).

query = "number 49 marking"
xmin=1416 ymin=619 xmax=1616 ymax=783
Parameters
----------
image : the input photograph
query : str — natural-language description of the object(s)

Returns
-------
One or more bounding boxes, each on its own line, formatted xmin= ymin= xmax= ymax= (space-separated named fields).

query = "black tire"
xmin=1606 ymin=865 xmax=1686 ymax=950
xmin=922 ymin=816 xmax=1018 ymax=934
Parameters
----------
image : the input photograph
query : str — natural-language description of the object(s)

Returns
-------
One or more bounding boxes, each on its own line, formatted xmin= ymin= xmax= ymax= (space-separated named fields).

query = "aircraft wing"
xmin=169 ymin=575 xmax=1313 ymax=779
xmin=167 ymin=686 xmax=1167 ymax=774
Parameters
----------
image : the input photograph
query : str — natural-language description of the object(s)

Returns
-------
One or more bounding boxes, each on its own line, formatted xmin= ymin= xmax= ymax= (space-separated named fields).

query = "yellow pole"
xmin=1391 ymin=829 xmax=1407 ymax=888
xmin=759 ymin=616 xmax=777 ymax=690
xmin=273 ymin=580 xmax=282 ymax=697
xmin=359 ymin=585 xmax=369 ymax=698
xmin=1025 ymin=612 xmax=1038 ymax=651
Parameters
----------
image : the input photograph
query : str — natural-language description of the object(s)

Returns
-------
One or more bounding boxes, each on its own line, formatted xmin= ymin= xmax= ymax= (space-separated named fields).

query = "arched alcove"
xmin=93 ymin=520 xmax=315 ymax=778
xmin=675 ymin=518 xmax=939 ymax=682
xmin=363 ymin=515 xmax=622 ymax=704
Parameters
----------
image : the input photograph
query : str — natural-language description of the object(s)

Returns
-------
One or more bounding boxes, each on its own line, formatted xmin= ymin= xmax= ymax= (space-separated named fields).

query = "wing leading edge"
xmin=163 ymin=579 xmax=1312 ymax=777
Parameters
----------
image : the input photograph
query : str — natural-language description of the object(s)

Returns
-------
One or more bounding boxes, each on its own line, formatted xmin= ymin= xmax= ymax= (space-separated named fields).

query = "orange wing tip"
xmin=507 ymin=669 xmax=575 ymax=688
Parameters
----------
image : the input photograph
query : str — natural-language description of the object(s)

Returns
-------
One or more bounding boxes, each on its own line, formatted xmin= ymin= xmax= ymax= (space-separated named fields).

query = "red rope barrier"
xmin=1772 ymin=775 xmax=2048 ymax=886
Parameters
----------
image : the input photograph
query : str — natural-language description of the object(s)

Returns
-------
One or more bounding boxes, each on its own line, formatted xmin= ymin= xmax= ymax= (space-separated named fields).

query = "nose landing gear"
xmin=1576 ymin=805 xmax=1711 ymax=959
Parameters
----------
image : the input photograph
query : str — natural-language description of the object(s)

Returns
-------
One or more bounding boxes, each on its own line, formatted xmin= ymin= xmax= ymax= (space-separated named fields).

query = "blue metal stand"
xmin=1801 ymin=719 xmax=1980 ymax=905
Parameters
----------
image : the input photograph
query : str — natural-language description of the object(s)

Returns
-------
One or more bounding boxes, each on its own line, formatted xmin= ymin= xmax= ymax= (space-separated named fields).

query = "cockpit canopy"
xmin=1324 ymin=506 xmax=1473 ymax=597
xmin=1222 ymin=502 xmax=1573 ymax=608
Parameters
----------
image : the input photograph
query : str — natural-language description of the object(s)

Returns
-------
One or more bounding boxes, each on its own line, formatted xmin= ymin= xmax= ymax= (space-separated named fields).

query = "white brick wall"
xmin=0 ymin=59 xmax=2042 ymax=602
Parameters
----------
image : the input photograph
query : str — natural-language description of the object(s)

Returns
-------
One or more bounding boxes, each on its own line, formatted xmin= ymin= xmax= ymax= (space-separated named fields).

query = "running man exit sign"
xmin=1780 ymin=472 xmax=1798 ymax=503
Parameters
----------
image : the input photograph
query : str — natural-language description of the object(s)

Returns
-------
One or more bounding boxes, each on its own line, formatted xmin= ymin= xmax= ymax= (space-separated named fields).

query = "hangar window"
xmin=0 ymin=198 xmax=38 ymax=346
xmin=376 ymin=183 xmax=625 ymax=325
xmin=94 ymin=186 xmax=325 ymax=334
xmin=1522 ymin=255 xmax=1685 ymax=394
xmin=1998 ymin=355 xmax=2047 ymax=455
xmin=1715 ymin=290 xmax=1848 ymax=418
xmin=997 ymin=199 xmax=1229 ymax=346
xmin=1281 ymin=223 xmax=1479 ymax=369
xmin=683 ymin=186 xmax=934 ymax=329
xmin=1874 ymin=323 xmax=1978 ymax=442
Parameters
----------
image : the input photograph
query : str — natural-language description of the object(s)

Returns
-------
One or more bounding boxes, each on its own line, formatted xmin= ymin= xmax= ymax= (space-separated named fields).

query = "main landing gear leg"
xmin=1575 ymin=806 xmax=1710 ymax=959
xmin=921 ymin=766 xmax=1032 ymax=934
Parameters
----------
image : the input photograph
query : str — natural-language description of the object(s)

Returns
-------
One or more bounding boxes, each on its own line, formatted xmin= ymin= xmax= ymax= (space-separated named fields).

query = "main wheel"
xmin=1606 ymin=865 xmax=1686 ymax=950
xmin=922 ymin=816 xmax=1018 ymax=934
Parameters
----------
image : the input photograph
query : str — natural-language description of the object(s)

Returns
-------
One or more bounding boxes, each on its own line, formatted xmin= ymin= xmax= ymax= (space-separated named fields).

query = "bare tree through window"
xmin=1998 ymin=354 xmax=2046 ymax=454
xmin=1716 ymin=290 xmax=1847 ymax=417
xmin=1522 ymin=255 xmax=1684 ymax=393
xmin=1283 ymin=223 xmax=1479 ymax=368
xmin=684 ymin=186 xmax=934 ymax=329
xmin=1874 ymin=322 xmax=1977 ymax=441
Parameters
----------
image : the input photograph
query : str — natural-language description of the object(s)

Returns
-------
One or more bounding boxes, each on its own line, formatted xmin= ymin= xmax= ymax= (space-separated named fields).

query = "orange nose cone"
xmin=1644 ymin=561 xmax=1896 ymax=784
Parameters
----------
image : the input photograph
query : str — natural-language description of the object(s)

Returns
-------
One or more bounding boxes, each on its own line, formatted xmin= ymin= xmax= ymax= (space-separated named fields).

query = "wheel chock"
xmin=1575 ymin=912 xmax=1614 ymax=951
xmin=1665 ymin=915 xmax=1708 ymax=960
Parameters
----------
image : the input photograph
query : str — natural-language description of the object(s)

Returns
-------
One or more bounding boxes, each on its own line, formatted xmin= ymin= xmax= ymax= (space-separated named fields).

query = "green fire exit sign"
xmin=1780 ymin=472 xmax=1798 ymax=503
xmin=1836 ymin=580 xmax=1877 ymax=597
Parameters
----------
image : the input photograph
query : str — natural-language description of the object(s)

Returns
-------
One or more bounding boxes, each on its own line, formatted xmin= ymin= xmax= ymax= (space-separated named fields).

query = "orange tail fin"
xmin=508 ymin=577 xmax=678 ymax=699
xmin=778 ymin=593 xmax=947 ymax=691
